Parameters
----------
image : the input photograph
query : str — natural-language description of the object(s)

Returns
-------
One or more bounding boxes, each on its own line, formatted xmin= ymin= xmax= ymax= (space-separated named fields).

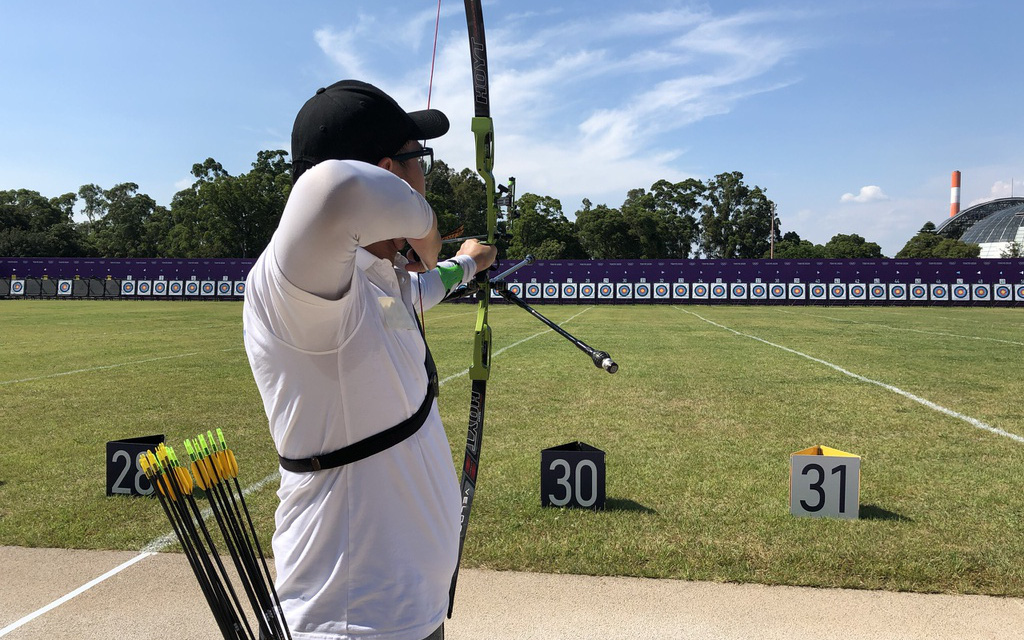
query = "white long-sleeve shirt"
xmin=242 ymin=160 xmax=476 ymax=640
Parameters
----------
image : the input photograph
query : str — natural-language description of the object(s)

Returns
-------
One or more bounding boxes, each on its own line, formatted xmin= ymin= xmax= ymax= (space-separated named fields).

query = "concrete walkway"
xmin=1 ymin=546 xmax=1021 ymax=639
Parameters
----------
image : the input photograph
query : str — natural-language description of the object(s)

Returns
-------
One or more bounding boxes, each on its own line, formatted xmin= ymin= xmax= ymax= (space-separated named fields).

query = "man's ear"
xmin=377 ymin=156 xmax=394 ymax=172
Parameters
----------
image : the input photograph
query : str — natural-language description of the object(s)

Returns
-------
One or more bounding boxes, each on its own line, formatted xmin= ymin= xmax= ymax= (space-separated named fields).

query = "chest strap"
xmin=278 ymin=335 xmax=438 ymax=473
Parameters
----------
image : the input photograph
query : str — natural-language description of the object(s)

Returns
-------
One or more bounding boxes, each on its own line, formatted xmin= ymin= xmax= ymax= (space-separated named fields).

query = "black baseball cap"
xmin=291 ymin=79 xmax=449 ymax=182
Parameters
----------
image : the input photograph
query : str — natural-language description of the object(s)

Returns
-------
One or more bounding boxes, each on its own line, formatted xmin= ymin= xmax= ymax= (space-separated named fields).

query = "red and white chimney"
xmin=950 ymin=170 xmax=961 ymax=217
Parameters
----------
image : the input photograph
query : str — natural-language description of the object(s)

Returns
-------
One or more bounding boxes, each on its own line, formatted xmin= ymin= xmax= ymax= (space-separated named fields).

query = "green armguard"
xmin=437 ymin=262 xmax=465 ymax=292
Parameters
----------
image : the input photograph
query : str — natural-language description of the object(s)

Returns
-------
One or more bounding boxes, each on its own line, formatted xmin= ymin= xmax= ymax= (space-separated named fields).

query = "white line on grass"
xmin=424 ymin=309 xmax=477 ymax=322
xmin=4 ymin=309 xmax=594 ymax=633
xmin=676 ymin=307 xmax=1024 ymax=444
xmin=785 ymin=310 xmax=1024 ymax=347
xmin=0 ymin=347 xmax=244 ymax=386
xmin=438 ymin=307 xmax=593 ymax=386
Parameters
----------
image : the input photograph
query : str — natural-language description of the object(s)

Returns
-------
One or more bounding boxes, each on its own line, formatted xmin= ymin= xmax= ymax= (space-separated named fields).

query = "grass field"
xmin=1 ymin=300 xmax=1022 ymax=597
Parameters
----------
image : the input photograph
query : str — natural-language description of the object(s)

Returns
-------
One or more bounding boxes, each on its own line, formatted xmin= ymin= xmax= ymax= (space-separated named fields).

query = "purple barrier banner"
xmin=2 ymin=257 xmax=1023 ymax=303
xmin=0 ymin=257 xmax=254 ymax=281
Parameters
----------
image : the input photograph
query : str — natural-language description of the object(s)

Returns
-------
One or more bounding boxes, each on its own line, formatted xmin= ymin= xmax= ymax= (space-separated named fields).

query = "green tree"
xmin=896 ymin=223 xmax=980 ymax=258
xmin=505 ymin=193 xmax=585 ymax=260
xmin=649 ymin=178 xmax=702 ymax=258
xmin=164 ymin=151 xmax=291 ymax=258
xmin=425 ymin=160 xmax=490 ymax=258
xmin=574 ymin=199 xmax=633 ymax=259
xmin=823 ymin=233 xmax=885 ymax=259
xmin=90 ymin=183 xmax=164 ymax=257
xmin=0 ymin=189 xmax=88 ymax=256
xmin=770 ymin=231 xmax=826 ymax=259
xmin=698 ymin=171 xmax=775 ymax=258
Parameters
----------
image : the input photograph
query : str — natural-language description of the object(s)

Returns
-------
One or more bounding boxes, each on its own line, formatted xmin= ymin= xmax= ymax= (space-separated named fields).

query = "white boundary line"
xmin=3 ymin=308 xmax=593 ymax=634
xmin=438 ymin=307 xmax=593 ymax=386
xmin=1 ymin=347 xmax=244 ymax=386
xmin=676 ymin=307 xmax=1024 ymax=444
xmin=785 ymin=310 xmax=1024 ymax=347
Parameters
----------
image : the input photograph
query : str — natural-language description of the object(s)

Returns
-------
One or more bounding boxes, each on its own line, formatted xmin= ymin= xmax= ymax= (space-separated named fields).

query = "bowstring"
xmin=418 ymin=0 xmax=443 ymax=336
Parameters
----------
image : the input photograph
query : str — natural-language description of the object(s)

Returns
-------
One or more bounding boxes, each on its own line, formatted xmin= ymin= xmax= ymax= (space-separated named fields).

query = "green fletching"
xmin=217 ymin=428 xmax=227 ymax=450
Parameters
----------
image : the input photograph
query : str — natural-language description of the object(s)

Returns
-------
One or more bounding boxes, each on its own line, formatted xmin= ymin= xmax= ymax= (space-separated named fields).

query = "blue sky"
xmin=1 ymin=0 xmax=1021 ymax=257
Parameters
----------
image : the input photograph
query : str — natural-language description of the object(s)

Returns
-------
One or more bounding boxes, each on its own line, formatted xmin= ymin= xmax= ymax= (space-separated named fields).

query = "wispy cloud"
xmin=841 ymin=186 xmax=890 ymax=203
xmin=311 ymin=5 xmax=809 ymax=210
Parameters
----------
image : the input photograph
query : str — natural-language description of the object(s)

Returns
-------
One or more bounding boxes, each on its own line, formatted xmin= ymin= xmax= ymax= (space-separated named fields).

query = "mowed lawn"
xmin=1 ymin=300 xmax=1022 ymax=596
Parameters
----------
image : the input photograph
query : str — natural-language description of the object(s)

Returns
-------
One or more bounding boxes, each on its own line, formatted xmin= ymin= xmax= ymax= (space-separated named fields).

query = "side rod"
xmin=494 ymin=286 xmax=618 ymax=374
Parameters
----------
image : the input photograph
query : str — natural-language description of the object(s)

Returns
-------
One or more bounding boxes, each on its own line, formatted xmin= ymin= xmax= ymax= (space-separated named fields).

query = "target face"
xmin=560 ymin=283 xmax=577 ymax=298
xmin=789 ymin=283 xmax=805 ymax=299
xmin=58 ymin=280 xmax=73 ymax=295
xmin=185 ymin=281 xmax=200 ymax=295
xmin=952 ymin=285 xmax=969 ymax=300
xmin=138 ymin=281 xmax=152 ymax=295
xmin=525 ymin=283 xmax=542 ymax=298
xmin=234 ymin=281 xmax=246 ymax=295
xmin=711 ymin=284 xmax=727 ymax=299
xmin=750 ymin=284 xmax=766 ymax=299
xmin=201 ymin=281 xmax=216 ymax=295
xmin=769 ymin=284 xmax=785 ymax=299
xmin=889 ymin=284 xmax=906 ymax=299
xmin=653 ymin=283 xmax=670 ymax=299
xmin=673 ymin=283 xmax=689 ymax=298
xmin=972 ymin=284 xmax=990 ymax=300
xmin=869 ymin=285 xmax=886 ymax=299
xmin=930 ymin=284 xmax=948 ymax=300
xmin=731 ymin=284 xmax=747 ymax=299
xmin=542 ymin=283 xmax=559 ymax=298
xmin=616 ymin=283 xmax=633 ymax=298
xmin=849 ymin=284 xmax=865 ymax=299
xmin=508 ymin=283 xmax=523 ymax=297
xmin=1015 ymin=284 xmax=1024 ymax=301
xmin=692 ymin=283 xmax=708 ymax=298
xmin=994 ymin=285 xmax=1011 ymax=300
xmin=910 ymin=285 xmax=927 ymax=300
xmin=170 ymin=281 xmax=184 ymax=295
xmin=598 ymin=283 xmax=614 ymax=299
xmin=635 ymin=283 xmax=651 ymax=298
xmin=11 ymin=280 xmax=25 ymax=295
xmin=810 ymin=284 xmax=826 ymax=299
xmin=829 ymin=284 xmax=846 ymax=299
xmin=153 ymin=281 xmax=168 ymax=295
xmin=121 ymin=281 xmax=136 ymax=295
xmin=578 ymin=283 xmax=594 ymax=298
xmin=218 ymin=281 xmax=233 ymax=295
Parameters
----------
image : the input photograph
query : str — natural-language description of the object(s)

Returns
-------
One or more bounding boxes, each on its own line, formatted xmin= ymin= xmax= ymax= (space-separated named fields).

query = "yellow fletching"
xmin=159 ymin=474 xmax=177 ymax=501
xmin=175 ymin=466 xmax=193 ymax=494
xmin=200 ymin=457 xmax=219 ymax=486
xmin=227 ymin=450 xmax=239 ymax=477
xmin=190 ymin=461 xmax=208 ymax=490
xmin=212 ymin=450 xmax=228 ymax=478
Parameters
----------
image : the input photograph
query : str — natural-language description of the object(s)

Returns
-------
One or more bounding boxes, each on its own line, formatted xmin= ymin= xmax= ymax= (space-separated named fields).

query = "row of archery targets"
xmin=493 ymin=280 xmax=1024 ymax=303
xmin=3 ymin=275 xmax=1023 ymax=304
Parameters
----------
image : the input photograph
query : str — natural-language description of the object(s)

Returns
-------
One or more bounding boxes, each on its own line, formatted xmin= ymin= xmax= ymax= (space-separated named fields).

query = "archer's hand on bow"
xmin=456 ymin=238 xmax=498 ymax=276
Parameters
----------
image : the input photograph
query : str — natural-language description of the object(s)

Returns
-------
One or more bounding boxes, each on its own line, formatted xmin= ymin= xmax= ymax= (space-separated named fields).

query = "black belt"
xmin=279 ymin=327 xmax=439 ymax=473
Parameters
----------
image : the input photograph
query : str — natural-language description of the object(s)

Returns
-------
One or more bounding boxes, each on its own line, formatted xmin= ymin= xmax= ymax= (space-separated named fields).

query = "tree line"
xmin=0 ymin=150 xmax=981 ymax=260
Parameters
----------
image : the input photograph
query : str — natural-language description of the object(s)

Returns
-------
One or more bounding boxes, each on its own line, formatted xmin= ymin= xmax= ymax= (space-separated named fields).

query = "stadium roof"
xmin=934 ymin=197 xmax=1024 ymax=257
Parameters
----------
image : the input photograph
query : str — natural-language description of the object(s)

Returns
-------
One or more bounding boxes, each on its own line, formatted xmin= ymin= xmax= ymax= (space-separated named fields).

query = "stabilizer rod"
xmin=495 ymin=286 xmax=618 ymax=374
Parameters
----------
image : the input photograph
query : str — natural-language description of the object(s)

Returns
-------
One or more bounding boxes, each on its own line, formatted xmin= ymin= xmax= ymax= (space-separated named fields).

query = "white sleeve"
xmin=411 ymin=254 xmax=477 ymax=311
xmin=272 ymin=160 xmax=435 ymax=300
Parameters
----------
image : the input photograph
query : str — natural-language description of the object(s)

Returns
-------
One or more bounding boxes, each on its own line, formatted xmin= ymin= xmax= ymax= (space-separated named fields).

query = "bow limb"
xmin=449 ymin=0 xmax=497 ymax=618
